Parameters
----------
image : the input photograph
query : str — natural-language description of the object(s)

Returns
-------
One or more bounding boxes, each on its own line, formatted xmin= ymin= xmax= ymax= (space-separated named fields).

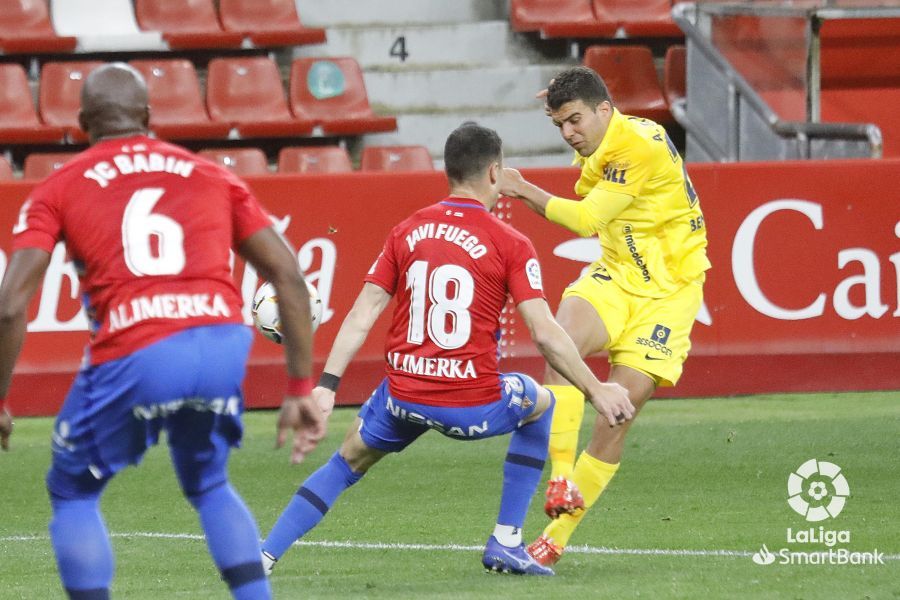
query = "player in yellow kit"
xmin=501 ymin=66 xmax=710 ymax=565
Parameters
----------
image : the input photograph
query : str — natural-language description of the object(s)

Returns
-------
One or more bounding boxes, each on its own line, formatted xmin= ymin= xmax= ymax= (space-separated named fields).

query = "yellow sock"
xmin=543 ymin=451 xmax=619 ymax=548
xmin=545 ymin=385 xmax=585 ymax=479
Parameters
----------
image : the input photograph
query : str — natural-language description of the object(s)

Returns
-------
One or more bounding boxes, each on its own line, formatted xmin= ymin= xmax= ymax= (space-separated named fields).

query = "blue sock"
xmin=263 ymin=452 xmax=363 ymax=559
xmin=497 ymin=397 xmax=554 ymax=528
xmin=188 ymin=483 xmax=271 ymax=600
xmin=49 ymin=496 xmax=113 ymax=599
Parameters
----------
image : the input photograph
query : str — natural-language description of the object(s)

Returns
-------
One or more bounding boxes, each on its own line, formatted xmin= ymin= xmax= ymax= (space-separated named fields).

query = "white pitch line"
xmin=1 ymin=532 xmax=897 ymax=561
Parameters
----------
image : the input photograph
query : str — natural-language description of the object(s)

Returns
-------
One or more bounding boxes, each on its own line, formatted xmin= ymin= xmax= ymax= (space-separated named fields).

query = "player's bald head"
xmin=79 ymin=63 xmax=150 ymax=143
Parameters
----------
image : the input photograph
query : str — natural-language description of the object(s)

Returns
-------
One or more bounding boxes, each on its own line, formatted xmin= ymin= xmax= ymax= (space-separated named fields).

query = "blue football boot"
xmin=482 ymin=535 xmax=555 ymax=575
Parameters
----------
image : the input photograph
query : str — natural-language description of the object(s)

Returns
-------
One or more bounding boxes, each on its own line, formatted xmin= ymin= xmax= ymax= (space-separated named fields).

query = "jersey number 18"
xmin=405 ymin=260 xmax=474 ymax=350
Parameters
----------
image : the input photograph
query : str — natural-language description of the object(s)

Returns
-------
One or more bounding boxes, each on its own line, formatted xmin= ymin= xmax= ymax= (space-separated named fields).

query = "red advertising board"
xmin=1 ymin=160 xmax=898 ymax=416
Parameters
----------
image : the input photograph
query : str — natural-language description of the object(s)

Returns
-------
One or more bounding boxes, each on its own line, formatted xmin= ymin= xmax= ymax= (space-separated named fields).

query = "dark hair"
xmin=444 ymin=121 xmax=503 ymax=184
xmin=546 ymin=66 xmax=612 ymax=111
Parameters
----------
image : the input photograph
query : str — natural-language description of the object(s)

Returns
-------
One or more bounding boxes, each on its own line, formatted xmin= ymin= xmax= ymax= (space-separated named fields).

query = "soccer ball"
xmin=252 ymin=279 xmax=323 ymax=344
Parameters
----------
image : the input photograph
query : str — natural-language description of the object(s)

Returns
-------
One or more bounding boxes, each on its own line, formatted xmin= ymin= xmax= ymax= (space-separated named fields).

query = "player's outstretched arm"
xmin=517 ymin=298 xmax=635 ymax=427
xmin=321 ymin=283 xmax=392 ymax=380
xmin=0 ymin=248 xmax=52 ymax=451
xmin=310 ymin=283 xmax=392 ymax=426
xmin=502 ymin=168 xmax=634 ymax=238
xmin=239 ymin=227 xmax=324 ymax=463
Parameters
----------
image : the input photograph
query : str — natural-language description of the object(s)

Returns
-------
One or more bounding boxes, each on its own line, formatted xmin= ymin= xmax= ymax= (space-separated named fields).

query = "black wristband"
xmin=318 ymin=372 xmax=341 ymax=392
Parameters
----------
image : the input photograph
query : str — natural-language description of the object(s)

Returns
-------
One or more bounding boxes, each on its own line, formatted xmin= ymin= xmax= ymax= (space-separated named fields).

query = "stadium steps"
xmin=295 ymin=0 xmax=506 ymax=26
xmin=363 ymin=65 xmax=563 ymax=112
xmin=292 ymin=21 xmax=549 ymax=70
xmin=291 ymin=4 xmax=577 ymax=167
xmin=362 ymin=110 xmax=573 ymax=164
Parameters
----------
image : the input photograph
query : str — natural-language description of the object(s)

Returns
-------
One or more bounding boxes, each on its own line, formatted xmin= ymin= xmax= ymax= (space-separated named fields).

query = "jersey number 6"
xmin=122 ymin=188 xmax=186 ymax=277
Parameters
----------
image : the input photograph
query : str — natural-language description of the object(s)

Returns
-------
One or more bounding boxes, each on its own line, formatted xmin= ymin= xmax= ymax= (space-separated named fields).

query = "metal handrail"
xmin=672 ymin=2 xmax=883 ymax=160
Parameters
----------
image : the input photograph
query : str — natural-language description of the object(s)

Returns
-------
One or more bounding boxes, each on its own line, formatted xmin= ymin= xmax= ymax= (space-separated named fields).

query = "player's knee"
xmin=339 ymin=433 xmax=383 ymax=473
xmin=183 ymin=480 xmax=229 ymax=510
xmin=46 ymin=467 xmax=107 ymax=503
xmin=532 ymin=385 xmax=555 ymax=420
xmin=555 ymin=298 xmax=609 ymax=356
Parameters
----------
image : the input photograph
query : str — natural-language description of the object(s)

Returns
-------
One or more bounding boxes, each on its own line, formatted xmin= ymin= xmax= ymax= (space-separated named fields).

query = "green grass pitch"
xmin=1 ymin=392 xmax=897 ymax=599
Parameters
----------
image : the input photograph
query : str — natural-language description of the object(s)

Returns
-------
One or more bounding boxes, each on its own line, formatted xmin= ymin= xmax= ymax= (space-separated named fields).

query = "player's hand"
xmin=312 ymin=386 xmax=335 ymax=419
xmin=276 ymin=395 xmax=327 ymax=464
xmin=500 ymin=167 xmax=526 ymax=199
xmin=537 ymin=78 xmax=554 ymax=115
xmin=587 ymin=382 xmax=635 ymax=427
xmin=0 ymin=407 xmax=13 ymax=451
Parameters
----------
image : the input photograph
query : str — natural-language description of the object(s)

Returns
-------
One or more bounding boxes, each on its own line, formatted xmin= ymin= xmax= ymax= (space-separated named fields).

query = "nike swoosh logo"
xmin=644 ymin=354 xmax=664 ymax=361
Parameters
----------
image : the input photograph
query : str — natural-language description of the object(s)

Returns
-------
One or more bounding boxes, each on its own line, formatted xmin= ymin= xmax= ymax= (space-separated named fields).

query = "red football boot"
xmin=527 ymin=534 xmax=563 ymax=567
xmin=543 ymin=476 xmax=585 ymax=519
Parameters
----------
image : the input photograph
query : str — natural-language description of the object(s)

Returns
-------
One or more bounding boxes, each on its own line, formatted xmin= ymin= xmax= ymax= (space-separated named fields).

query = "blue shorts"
xmin=358 ymin=373 xmax=541 ymax=453
xmin=46 ymin=324 xmax=253 ymax=499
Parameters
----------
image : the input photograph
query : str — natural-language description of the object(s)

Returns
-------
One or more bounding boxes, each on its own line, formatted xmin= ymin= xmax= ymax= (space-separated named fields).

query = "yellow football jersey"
xmin=548 ymin=109 xmax=710 ymax=298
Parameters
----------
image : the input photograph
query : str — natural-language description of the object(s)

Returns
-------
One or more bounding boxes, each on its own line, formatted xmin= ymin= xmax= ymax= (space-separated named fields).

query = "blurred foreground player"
xmin=260 ymin=122 xmax=633 ymax=577
xmin=0 ymin=63 xmax=326 ymax=599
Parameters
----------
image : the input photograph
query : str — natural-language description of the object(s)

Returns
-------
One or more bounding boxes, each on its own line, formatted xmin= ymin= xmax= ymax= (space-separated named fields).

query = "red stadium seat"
xmin=664 ymin=45 xmax=686 ymax=107
xmin=509 ymin=0 xmax=615 ymax=38
xmin=0 ymin=0 xmax=77 ymax=54
xmin=23 ymin=152 xmax=77 ymax=180
xmin=360 ymin=146 xmax=433 ymax=172
xmin=583 ymin=45 xmax=671 ymax=124
xmin=199 ymin=148 xmax=269 ymax=175
xmin=134 ymin=0 xmax=243 ymax=49
xmin=289 ymin=57 xmax=397 ymax=135
xmin=206 ymin=57 xmax=315 ymax=138
xmin=592 ymin=0 xmax=682 ymax=38
xmin=39 ymin=61 xmax=104 ymax=143
xmin=0 ymin=63 xmax=66 ymax=143
xmin=218 ymin=0 xmax=326 ymax=47
xmin=0 ymin=156 xmax=13 ymax=180
xmin=130 ymin=59 xmax=230 ymax=140
xmin=277 ymin=146 xmax=353 ymax=174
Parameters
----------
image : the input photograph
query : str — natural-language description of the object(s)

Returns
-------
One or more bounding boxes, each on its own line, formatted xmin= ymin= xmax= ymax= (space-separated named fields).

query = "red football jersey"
xmin=365 ymin=196 xmax=546 ymax=407
xmin=12 ymin=135 xmax=271 ymax=365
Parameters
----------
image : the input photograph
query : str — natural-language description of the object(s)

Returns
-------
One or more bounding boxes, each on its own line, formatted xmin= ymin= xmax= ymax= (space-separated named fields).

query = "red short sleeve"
xmin=506 ymin=236 xmax=546 ymax=305
xmin=364 ymin=233 xmax=400 ymax=294
xmin=11 ymin=187 xmax=62 ymax=253
xmin=229 ymin=176 xmax=272 ymax=247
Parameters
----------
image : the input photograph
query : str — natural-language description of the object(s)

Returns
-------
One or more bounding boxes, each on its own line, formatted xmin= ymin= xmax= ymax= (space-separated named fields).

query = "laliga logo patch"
xmin=788 ymin=459 xmax=850 ymax=522
xmin=652 ymin=324 xmax=671 ymax=345
xmin=525 ymin=258 xmax=543 ymax=290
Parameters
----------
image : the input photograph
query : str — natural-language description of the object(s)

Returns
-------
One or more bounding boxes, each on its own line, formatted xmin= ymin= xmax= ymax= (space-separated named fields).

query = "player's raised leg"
xmin=262 ymin=422 xmax=374 ymax=571
xmin=482 ymin=375 xmax=555 ymax=576
xmin=542 ymin=295 xmax=609 ymax=512
xmin=531 ymin=365 xmax=655 ymax=565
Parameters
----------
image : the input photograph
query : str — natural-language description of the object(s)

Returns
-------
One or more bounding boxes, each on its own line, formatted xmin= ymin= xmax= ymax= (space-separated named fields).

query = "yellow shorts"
xmin=562 ymin=262 xmax=704 ymax=387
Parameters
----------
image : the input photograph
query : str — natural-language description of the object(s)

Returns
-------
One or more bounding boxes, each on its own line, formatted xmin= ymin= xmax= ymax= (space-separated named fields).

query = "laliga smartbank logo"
xmin=751 ymin=459 xmax=884 ymax=567
xmin=787 ymin=458 xmax=849 ymax=522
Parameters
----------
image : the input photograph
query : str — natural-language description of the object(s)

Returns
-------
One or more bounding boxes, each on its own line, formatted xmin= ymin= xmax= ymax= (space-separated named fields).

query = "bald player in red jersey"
xmin=0 ymin=63 xmax=324 ymax=600
xmin=261 ymin=122 xmax=633 ymax=576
